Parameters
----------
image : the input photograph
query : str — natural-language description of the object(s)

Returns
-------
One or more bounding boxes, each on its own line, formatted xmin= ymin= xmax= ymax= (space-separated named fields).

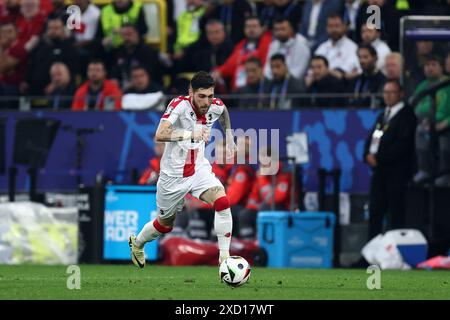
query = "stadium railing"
xmin=0 ymin=93 xmax=384 ymax=111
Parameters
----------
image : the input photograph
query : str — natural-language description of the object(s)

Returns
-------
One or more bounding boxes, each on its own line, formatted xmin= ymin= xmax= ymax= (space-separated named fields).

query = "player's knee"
xmin=213 ymin=196 xmax=230 ymax=212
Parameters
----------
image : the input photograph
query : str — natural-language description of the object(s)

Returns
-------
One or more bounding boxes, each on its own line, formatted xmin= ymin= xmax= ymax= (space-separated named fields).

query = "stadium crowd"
xmin=0 ymin=0 xmax=449 ymax=111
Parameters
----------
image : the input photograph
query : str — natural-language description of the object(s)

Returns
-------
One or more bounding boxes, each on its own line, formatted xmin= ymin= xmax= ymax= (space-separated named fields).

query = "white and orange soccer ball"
xmin=219 ymin=256 xmax=251 ymax=287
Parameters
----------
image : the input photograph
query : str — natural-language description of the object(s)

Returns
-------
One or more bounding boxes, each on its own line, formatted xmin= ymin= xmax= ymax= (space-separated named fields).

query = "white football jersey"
xmin=159 ymin=95 xmax=225 ymax=177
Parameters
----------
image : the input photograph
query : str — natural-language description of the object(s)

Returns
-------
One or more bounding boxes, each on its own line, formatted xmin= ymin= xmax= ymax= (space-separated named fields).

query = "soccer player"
xmin=129 ymin=71 xmax=237 ymax=268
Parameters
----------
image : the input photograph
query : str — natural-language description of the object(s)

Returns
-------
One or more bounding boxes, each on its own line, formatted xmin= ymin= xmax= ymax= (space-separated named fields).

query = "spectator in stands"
xmin=45 ymin=62 xmax=76 ymax=110
xmin=98 ymin=0 xmax=148 ymax=51
xmin=72 ymin=0 xmax=101 ymax=75
xmin=305 ymin=55 xmax=345 ymax=107
xmin=206 ymin=0 xmax=253 ymax=45
xmin=72 ymin=60 xmax=122 ymax=111
xmin=413 ymin=55 xmax=450 ymax=187
xmin=355 ymin=0 xmax=400 ymax=50
xmin=315 ymin=14 xmax=361 ymax=81
xmin=121 ymin=66 xmax=164 ymax=111
xmin=16 ymin=0 xmax=47 ymax=52
xmin=234 ymin=57 xmax=268 ymax=109
xmin=363 ymin=80 xmax=417 ymax=241
xmin=124 ymin=66 xmax=163 ymax=95
xmin=73 ymin=0 xmax=100 ymax=45
xmin=47 ymin=0 xmax=69 ymax=23
xmin=22 ymin=17 xmax=80 ymax=96
xmin=263 ymin=17 xmax=310 ymax=81
xmin=186 ymin=19 xmax=233 ymax=74
xmin=138 ymin=141 xmax=165 ymax=185
xmin=112 ymin=24 xmax=164 ymax=89
xmin=212 ymin=16 xmax=272 ymax=92
xmin=264 ymin=54 xmax=305 ymax=109
xmin=348 ymin=44 xmax=386 ymax=108
xmin=300 ymin=0 xmax=343 ymax=50
xmin=384 ymin=52 xmax=403 ymax=82
xmin=404 ymin=41 xmax=438 ymax=96
xmin=361 ymin=24 xmax=391 ymax=75
xmin=0 ymin=21 xmax=28 ymax=109
xmin=0 ymin=0 xmax=21 ymax=24
xmin=173 ymin=0 xmax=205 ymax=57
xmin=343 ymin=0 xmax=363 ymax=42
xmin=259 ymin=0 xmax=303 ymax=33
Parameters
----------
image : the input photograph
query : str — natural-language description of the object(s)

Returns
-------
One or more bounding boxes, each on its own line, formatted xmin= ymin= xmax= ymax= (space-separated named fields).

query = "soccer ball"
xmin=219 ymin=256 xmax=251 ymax=287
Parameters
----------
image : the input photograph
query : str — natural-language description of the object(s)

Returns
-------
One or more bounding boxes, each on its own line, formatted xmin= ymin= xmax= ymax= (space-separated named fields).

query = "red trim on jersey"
xmin=161 ymin=96 xmax=185 ymax=119
xmin=183 ymin=148 xmax=198 ymax=177
xmin=153 ymin=219 xmax=173 ymax=234
xmin=212 ymin=98 xmax=224 ymax=106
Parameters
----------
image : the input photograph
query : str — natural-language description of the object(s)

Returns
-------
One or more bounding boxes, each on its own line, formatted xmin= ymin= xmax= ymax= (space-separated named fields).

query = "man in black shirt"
xmin=264 ymin=53 xmax=305 ymax=109
xmin=363 ymin=80 xmax=417 ymax=240
xmin=124 ymin=66 xmax=163 ymax=94
xmin=112 ymin=24 xmax=164 ymax=89
xmin=23 ymin=17 xmax=80 ymax=96
xmin=46 ymin=62 xmax=76 ymax=110
xmin=348 ymin=44 xmax=386 ymax=108
xmin=186 ymin=19 xmax=233 ymax=73
xmin=122 ymin=65 xmax=164 ymax=110
xmin=233 ymin=56 xmax=268 ymax=109
xmin=305 ymin=55 xmax=345 ymax=107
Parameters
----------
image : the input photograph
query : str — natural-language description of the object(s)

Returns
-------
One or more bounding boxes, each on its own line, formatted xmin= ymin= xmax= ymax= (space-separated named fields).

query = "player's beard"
xmin=192 ymin=98 xmax=209 ymax=115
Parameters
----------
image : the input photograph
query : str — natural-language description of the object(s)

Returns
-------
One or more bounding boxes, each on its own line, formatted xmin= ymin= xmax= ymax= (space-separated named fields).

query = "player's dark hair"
xmin=358 ymin=44 xmax=378 ymax=58
xmin=190 ymin=71 xmax=215 ymax=91
xmin=270 ymin=53 xmax=286 ymax=64
xmin=245 ymin=56 xmax=262 ymax=67
xmin=311 ymin=55 xmax=329 ymax=68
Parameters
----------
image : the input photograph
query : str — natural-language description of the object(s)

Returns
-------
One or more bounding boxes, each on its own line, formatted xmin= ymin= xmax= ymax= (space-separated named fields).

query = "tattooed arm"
xmin=155 ymin=120 xmax=205 ymax=142
xmin=218 ymin=106 xmax=237 ymax=159
xmin=155 ymin=120 xmax=191 ymax=142
xmin=218 ymin=105 xmax=233 ymax=137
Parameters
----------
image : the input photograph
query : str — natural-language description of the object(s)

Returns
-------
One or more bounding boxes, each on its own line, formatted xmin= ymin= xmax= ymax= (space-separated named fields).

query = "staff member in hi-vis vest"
xmin=100 ymin=0 xmax=147 ymax=50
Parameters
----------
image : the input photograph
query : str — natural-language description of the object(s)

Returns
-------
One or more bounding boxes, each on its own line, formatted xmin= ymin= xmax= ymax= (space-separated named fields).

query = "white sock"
xmin=214 ymin=208 xmax=232 ymax=260
xmin=135 ymin=220 xmax=162 ymax=248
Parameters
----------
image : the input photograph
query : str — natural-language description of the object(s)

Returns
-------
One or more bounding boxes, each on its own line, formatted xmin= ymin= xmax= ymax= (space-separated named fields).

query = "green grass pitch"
xmin=0 ymin=264 xmax=449 ymax=300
